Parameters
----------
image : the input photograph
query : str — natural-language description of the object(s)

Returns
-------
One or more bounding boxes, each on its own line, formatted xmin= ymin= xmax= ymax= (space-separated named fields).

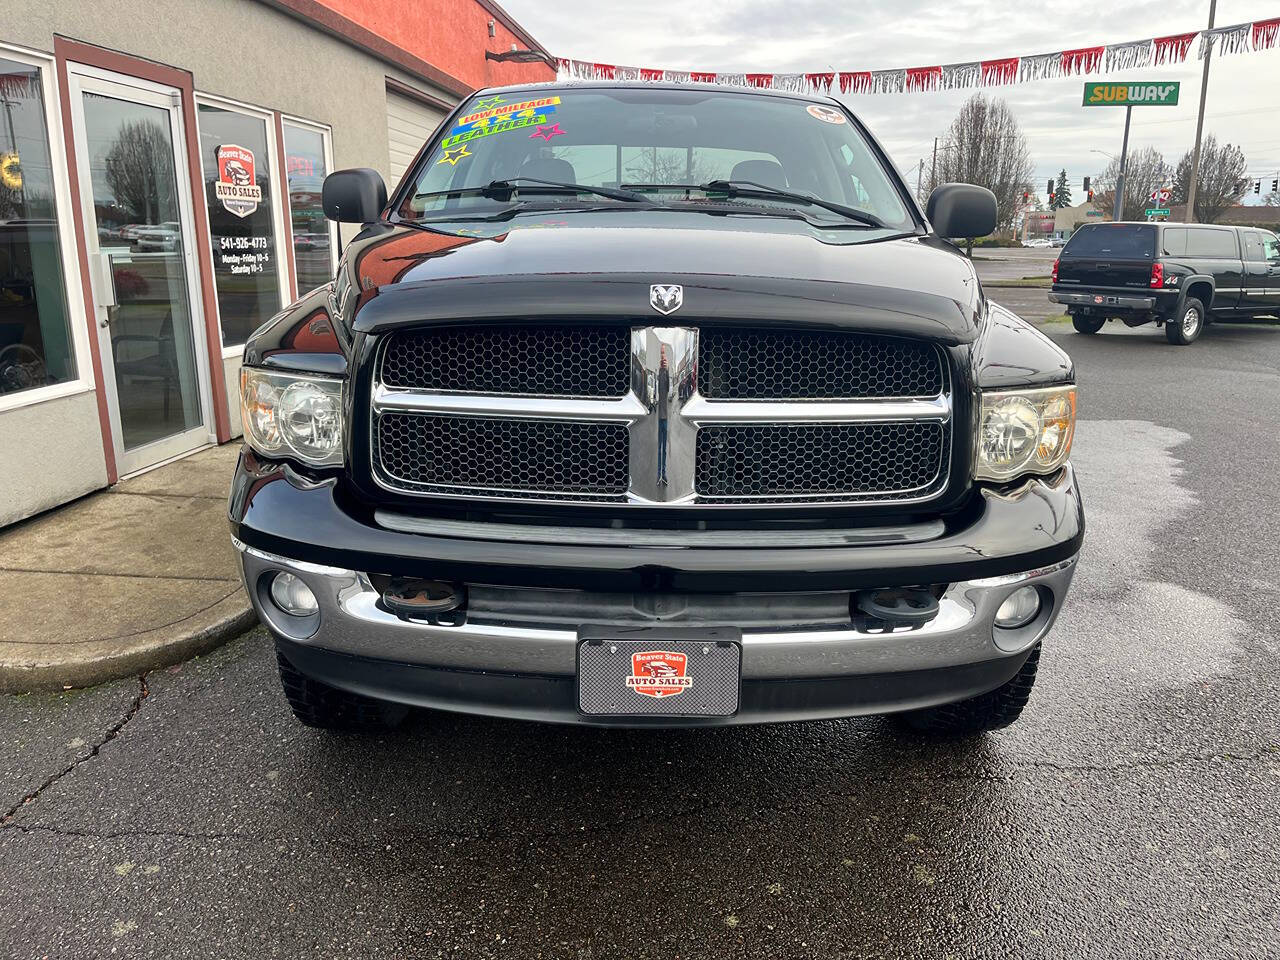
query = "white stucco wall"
xmin=0 ymin=391 xmax=108 ymax=527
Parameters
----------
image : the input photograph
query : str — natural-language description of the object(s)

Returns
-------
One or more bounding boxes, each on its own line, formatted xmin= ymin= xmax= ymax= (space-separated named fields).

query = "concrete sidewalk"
xmin=0 ymin=443 xmax=255 ymax=693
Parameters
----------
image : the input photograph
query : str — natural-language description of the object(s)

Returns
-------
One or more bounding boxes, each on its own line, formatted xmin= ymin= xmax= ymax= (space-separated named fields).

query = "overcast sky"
xmin=502 ymin=0 xmax=1279 ymax=200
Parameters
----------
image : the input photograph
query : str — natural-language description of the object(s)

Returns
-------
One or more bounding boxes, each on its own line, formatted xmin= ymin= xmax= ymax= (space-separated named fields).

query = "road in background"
xmin=3 ymin=323 xmax=1279 ymax=959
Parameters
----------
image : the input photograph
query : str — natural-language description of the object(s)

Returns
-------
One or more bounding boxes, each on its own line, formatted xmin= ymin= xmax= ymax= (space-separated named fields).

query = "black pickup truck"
xmin=230 ymin=82 xmax=1082 ymax=737
xmin=1050 ymin=221 xmax=1280 ymax=344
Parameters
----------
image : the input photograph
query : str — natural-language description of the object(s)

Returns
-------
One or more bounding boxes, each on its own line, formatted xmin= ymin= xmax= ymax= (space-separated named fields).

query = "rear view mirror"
xmin=927 ymin=183 xmax=998 ymax=239
xmin=322 ymin=168 xmax=387 ymax=224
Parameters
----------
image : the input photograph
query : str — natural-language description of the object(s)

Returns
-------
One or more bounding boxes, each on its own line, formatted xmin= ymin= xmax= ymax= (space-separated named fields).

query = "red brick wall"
xmin=319 ymin=0 xmax=556 ymax=92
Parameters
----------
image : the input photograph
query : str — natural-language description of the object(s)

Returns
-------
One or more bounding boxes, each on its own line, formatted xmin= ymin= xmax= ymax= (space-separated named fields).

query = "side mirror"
xmin=322 ymin=168 xmax=387 ymax=224
xmin=926 ymin=183 xmax=998 ymax=239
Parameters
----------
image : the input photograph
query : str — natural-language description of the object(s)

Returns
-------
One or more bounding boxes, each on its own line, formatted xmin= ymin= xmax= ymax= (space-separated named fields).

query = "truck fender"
xmin=1172 ymin=275 xmax=1216 ymax=318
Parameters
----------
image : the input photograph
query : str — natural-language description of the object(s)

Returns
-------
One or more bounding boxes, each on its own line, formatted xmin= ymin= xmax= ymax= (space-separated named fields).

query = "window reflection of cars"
xmin=136 ymin=221 xmax=181 ymax=252
xmin=295 ymin=232 xmax=330 ymax=251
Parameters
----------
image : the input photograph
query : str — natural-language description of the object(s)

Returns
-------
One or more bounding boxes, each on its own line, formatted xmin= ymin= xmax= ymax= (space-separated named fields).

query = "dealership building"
xmin=0 ymin=0 xmax=553 ymax=525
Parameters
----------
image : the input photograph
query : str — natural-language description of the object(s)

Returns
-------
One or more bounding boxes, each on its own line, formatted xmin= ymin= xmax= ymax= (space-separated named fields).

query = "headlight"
xmin=976 ymin=385 xmax=1075 ymax=481
xmin=240 ymin=368 xmax=344 ymax=466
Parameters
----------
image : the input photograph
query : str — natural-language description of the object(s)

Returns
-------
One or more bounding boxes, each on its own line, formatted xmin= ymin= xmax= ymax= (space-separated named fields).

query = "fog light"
xmin=270 ymin=571 xmax=318 ymax=617
xmin=994 ymin=585 xmax=1040 ymax=629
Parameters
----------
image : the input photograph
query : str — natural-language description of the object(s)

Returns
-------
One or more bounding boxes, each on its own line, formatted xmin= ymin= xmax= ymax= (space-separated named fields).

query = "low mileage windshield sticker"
xmin=452 ymin=96 xmax=561 ymax=130
xmin=442 ymin=111 xmax=554 ymax=148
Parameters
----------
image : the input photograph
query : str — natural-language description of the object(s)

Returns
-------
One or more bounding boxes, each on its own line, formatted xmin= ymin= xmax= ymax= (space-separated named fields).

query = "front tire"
xmin=1166 ymin=297 xmax=1205 ymax=345
xmin=1071 ymin=313 xmax=1105 ymax=335
xmin=277 ymin=649 xmax=409 ymax=732
xmin=892 ymin=645 xmax=1040 ymax=737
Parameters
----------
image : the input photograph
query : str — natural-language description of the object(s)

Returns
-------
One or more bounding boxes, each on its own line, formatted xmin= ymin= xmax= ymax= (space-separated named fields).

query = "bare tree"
xmin=624 ymin=147 xmax=713 ymax=185
xmin=104 ymin=119 xmax=174 ymax=224
xmin=1172 ymin=135 xmax=1249 ymax=223
xmin=1092 ymin=147 xmax=1170 ymax=221
xmin=927 ymin=94 xmax=1034 ymax=232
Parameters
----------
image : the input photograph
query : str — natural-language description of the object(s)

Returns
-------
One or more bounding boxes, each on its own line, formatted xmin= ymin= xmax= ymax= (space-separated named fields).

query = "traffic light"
xmin=1256 ymin=180 xmax=1263 ymax=194
xmin=1273 ymin=178 xmax=1279 ymax=193
xmin=1023 ymin=190 xmax=1029 ymax=203
xmin=1047 ymin=179 xmax=1054 ymax=197
xmin=1083 ymin=176 xmax=1090 ymax=192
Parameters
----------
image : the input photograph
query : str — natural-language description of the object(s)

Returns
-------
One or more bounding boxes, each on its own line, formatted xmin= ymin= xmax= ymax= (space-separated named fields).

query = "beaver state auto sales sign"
xmin=626 ymin=650 xmax=693 ymax=699
xmin=215 ymin=144 xmax=262 ymax=218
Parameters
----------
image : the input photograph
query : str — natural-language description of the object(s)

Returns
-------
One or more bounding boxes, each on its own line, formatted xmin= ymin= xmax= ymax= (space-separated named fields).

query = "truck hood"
xmin=339 ymin=212 xmax=984 ymax=344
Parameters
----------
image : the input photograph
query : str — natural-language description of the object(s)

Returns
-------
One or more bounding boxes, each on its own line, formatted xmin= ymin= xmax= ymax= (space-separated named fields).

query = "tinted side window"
xmin=1161 ymin=228 xmax=1186 ymax=256
xmin=1242 ymin=231 xmax=1264 ymax=261
xmin=1185 ymin=228 xmax=1238 ymax=259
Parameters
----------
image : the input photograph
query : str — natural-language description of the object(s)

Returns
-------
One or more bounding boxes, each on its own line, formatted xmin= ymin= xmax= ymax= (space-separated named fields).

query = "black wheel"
xmin=892 ymin=645 xmax=1040 ymax=737
xmin=1071 ymin=314 xmax=1105 ymax=335
xmin=1165 ymin=297 xmax=1205 ymax=345
xmin=276 ymin=649 xmax=409 ymax=732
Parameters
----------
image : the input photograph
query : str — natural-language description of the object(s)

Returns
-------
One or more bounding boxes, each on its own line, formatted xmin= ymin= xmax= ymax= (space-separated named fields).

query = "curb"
xmin=0 ymin=594 xmax=259 ymax=694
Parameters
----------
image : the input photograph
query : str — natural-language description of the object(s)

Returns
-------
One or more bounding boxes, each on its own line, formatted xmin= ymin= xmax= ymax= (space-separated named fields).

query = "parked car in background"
xmin=1023 ymin=238 xmax=1051 ymax=248
xmin=135 ymin=221 xmax=181 ymax=252
xmin=230 ymin=82 xmax=1082 ymax=738
xmin=1050 ymin=221 xmax=1280 ymax=344
xmin=1048 ymin=236 xmax=1066 ymax=248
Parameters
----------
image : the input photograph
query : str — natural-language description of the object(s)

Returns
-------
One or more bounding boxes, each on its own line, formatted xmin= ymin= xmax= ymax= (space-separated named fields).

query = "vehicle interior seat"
xmin=519 ymin=157 xmax=577 ymax=183
xmin=730 ymin=158 xmax=789 ymax=188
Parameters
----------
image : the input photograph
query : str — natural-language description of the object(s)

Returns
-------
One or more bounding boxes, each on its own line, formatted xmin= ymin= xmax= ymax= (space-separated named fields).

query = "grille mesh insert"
xmin=699 ymin=329 xmax=943 ymax=400
xmin=377 ymin=414 xmax=629 ymax=495
xmin=695 ymin=422 xmax=945 ymax=499
xmin=381 ymin=326 xmax=629 ymax=397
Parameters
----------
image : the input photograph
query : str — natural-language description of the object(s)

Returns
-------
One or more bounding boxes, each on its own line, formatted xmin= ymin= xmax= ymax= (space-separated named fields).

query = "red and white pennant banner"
xmin=556 ymin=16 xmax=1280 ymax=94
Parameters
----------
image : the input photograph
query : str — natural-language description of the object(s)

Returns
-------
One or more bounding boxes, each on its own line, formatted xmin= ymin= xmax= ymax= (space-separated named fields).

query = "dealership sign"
xmin=1083 ymin=82 xmax=1179 ymax=106
xmin=214 ymin=144 xmax=262 ymax=218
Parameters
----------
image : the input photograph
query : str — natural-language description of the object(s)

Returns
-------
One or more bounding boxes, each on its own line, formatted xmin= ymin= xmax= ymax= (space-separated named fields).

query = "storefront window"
xmin=197 ymin=102 xmax=283 ymax=347
xmin=0 ymin=57 xmax=76 ymax=397
xmin=282 ymin=121 xmax=335 ymax=294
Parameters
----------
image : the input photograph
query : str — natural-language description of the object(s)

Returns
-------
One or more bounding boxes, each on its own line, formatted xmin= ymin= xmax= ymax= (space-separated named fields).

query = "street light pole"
xmin=1185 ymin=0 xmax=1217 ymax=223
xmin=1114 ymin=104 xmax=1133 ymax=221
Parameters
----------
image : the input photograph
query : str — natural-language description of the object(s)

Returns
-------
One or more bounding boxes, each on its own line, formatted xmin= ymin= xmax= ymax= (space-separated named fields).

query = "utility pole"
xmin=930 ymin=137 xmax=938 ymax=190
xmin=1114 ymin=104 xmax=1133 ymax=221
xmin=1186 ymin=0 xmax=1217 ymax=223
xmin=916 ymin=158 xmax=925 ymax=201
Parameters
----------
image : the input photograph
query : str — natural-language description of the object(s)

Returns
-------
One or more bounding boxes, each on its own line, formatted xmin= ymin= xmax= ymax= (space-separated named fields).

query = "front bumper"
xmin=230 ymin=453 xmax=1083 ymax=726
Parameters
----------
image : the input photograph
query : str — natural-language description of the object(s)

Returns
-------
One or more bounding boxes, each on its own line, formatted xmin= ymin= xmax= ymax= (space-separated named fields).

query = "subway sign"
xmin=1083 ymin=82 xmax=1180 ymax=106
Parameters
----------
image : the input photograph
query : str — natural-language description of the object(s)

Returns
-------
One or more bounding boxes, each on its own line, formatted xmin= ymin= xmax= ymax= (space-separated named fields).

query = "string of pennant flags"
xmin=555 ymin=16 xmax=1280 ymax=95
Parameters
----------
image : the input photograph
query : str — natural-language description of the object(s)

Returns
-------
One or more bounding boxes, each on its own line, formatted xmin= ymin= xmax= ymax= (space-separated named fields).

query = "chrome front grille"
xmin=370 ymin=326 xmax=952 ymax=507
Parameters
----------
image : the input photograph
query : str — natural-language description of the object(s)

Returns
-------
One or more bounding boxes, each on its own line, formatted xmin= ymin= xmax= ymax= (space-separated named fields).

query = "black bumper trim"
xmin=276 ymin=636 xmax=1033 ymax=728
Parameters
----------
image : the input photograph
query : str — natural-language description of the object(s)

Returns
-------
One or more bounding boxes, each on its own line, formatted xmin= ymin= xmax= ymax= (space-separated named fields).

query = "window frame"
xmin=279 ymin=113 xmax=339 ymax=292
xmin=0 ymin=41 xmax=94 ymax=414
xmin=192 ymin=91 xmax=292 ymax=358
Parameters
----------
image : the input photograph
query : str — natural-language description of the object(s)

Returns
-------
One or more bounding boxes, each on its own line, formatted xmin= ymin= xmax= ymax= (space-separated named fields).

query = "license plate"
xmin=577 ymin=635 xmax=741 ymax=717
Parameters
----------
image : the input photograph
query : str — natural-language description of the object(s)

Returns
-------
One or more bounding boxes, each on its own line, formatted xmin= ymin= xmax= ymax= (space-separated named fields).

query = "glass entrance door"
xmin=67 ymin=68 xmax=211 ymax=475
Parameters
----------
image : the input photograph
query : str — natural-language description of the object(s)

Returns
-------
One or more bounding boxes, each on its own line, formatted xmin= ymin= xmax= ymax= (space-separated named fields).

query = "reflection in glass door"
xmin=68 ymin=68 xmax=211 ymax=474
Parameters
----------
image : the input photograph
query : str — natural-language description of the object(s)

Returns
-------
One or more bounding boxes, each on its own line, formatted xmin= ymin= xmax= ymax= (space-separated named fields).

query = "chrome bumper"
xmin=236 ymin=540 xmax=1077 ymax=681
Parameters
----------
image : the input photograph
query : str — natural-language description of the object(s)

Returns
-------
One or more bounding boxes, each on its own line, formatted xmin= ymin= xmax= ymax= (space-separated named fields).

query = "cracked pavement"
xmin=3 ymin=324 xmax=1280 ymax=958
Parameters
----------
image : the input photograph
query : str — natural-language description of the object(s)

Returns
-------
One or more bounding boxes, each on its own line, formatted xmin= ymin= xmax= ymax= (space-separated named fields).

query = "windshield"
xmin=397 ymin=87 xmax=913 ymax=230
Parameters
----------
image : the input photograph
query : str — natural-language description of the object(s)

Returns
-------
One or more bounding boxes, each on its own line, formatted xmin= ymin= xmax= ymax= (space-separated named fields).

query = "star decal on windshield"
xmin=437 ymin=145 xmax=472 ymax=166
xmin=474 ymin=96 xmax=506 ymax=109
xmin=529 ymin=122 xmax=565 ymax=142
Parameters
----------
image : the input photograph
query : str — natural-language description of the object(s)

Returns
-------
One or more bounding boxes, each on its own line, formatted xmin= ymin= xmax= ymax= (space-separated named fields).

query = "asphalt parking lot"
xmin=4 ymin=312 xmax=1280 ymax=958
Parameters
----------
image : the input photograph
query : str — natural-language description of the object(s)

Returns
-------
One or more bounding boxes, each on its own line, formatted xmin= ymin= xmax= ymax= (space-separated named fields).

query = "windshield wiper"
xmin=412 ymin=178 xmax=648 ymax=207
xmin=621 ymin=180 xmax=886 ymax=228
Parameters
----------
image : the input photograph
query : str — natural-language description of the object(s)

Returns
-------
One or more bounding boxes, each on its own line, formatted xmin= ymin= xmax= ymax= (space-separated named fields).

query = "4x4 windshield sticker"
xmin=441 ymin=111 xmax=554 ymax=149
xmin=452 ymin=96 xmax=561 ymax=131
